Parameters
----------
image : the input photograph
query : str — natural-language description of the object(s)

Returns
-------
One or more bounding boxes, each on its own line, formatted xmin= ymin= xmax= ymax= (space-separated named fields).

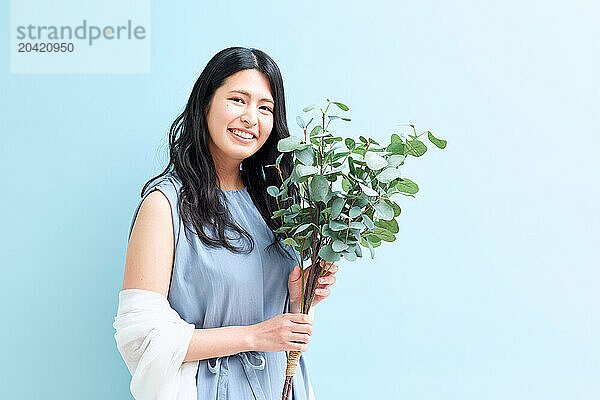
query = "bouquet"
xmin=266 ymin=100 xmax=447 ymax=399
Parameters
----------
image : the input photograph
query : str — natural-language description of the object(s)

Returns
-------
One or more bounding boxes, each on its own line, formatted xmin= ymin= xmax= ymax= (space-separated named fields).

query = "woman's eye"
xmin=261 ymin=106 xmax=273 ymax=113
xmin=230 ymin=97 xmax=244 ymax=103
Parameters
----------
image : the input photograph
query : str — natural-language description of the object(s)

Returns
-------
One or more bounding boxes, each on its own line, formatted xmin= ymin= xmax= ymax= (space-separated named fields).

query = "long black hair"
xmin=141 ymin=47 xmax=298 ymax=258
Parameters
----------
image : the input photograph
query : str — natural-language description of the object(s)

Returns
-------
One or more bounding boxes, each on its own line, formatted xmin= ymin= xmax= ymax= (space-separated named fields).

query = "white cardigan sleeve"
xmin=113 ymin=289 xmax=199 ymax=400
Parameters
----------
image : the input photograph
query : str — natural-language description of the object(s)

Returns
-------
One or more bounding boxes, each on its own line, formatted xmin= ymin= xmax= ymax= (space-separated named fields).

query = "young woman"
xmin=116 ymin=47 xmax=338 ymax=399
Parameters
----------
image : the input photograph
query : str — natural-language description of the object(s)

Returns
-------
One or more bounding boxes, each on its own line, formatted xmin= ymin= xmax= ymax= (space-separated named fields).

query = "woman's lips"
xmin=228 ymin=128 xmax=256 ymax=143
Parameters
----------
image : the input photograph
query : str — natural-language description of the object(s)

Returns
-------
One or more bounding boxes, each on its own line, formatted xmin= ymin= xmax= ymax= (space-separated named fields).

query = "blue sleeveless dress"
xmin=127 ymin=172 xmax=314 ymax=400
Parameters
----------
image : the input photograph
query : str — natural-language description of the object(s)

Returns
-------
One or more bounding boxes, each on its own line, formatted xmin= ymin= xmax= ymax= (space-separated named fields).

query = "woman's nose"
xmin=240 ymin=108 xmax=258 ymax=126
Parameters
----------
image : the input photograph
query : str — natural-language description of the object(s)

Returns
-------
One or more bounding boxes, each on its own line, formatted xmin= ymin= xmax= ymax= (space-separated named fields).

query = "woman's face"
xmin=205 ymin=69 xmax=275 ymax=165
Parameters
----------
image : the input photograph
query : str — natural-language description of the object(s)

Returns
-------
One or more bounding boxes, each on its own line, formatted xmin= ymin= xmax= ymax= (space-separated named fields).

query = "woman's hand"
xmin=249 ymin=313 xmax=313 ymax=353
xmin=288 ymin=260 xmax=338 ymax=313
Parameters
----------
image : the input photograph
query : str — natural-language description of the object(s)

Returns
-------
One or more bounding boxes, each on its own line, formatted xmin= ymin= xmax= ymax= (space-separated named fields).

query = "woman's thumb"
xmin=289 ymin=265 xmax=301 ymax=282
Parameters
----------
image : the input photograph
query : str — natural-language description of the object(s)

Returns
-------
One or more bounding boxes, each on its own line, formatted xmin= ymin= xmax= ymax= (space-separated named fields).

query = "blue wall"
xmin=1 ymin=1 xmax=598 ymax=398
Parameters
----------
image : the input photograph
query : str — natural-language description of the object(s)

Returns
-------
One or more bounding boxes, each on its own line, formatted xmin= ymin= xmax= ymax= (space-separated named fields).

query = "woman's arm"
xmin=123 ymin=190 xmax=312 ymax=363
xmin=123 ymin=190 xmax=253 ymax=362
xmin=183 ymin=325 xmax=253 ymax=362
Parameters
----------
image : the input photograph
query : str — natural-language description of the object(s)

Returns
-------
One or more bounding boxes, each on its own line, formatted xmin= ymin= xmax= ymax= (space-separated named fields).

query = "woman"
xmin=114 ymin=47 xmax=338 ymax=400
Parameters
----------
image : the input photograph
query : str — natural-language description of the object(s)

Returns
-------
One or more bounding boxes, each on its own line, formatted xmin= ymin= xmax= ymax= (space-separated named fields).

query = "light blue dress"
xmin=127 ymin=172 xmax=313 ymax=400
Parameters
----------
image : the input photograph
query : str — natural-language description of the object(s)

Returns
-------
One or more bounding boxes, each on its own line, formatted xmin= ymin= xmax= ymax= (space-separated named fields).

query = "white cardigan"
xmin=113 ymin=289 xmax=199 ymax=399
xmin=113 ymin=288 xmax=316 ymax=400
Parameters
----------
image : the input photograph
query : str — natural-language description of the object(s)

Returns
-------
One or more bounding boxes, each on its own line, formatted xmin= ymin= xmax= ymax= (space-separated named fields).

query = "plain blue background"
xmin=1 ymin=1 xmax=598 ymax=399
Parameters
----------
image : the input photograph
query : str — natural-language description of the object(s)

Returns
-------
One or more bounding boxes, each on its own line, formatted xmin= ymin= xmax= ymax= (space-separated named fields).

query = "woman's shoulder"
xmin=142 ymin=172 xmax=182 ymax=198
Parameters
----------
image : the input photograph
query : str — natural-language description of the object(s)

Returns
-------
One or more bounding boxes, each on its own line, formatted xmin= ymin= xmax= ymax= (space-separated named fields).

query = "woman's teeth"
xmin=229 ymin=129 xmax=254 ymax=140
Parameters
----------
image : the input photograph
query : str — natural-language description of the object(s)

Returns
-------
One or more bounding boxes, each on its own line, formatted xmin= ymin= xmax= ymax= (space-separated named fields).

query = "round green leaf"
xmin=377 ymin=218 xmax=399 ymax=234
xmin=295 ymin=146 xmax=314 ymax=166
xmin=296 ymin=165 xmax=320 ymax=177
xmin=365 ymin=152 xmax=388 ymax=170
xmin=405 ymin=139 xmax=427 ymax=157
xmin=310 ymin=175 xmax=330 ymax=203
xmin=349 ymin=206 xmax=361 ymax=219
xmin=331 ymin=198 xmax=344 ymax=219
xmin=278 ymin=136 xmax=302 ymax=152
xmin=375 ymin=168 xmax=402 ymax=184
xmin=282 ymin=238 xmax=298 ymax=246
xmin=349 ymin=221 xmax=365 ymax=230
xmin=373 ymin=227 xmax=395 ymax=242
xmin=332 ymin=240 xmax=349 ymax=252
xmin=387 ymin=155 xmax=406 ymax=168
xmin=359 ymin=182 xmax=378 ymax=197
xmin=396 ymin=178 xmax=419 ymax=194
xmin=267 ymin=186 xmax=280 ymax=197
xmin=310 ymin=125 xmax=323 ymax=137
xmin=318 ymin=243 xmax=340 ymax=262
xmin=296 ymin=116 xmax=305 ymax=129
xmin=373 ymin=201 xmax=394 ymax=220
xmin=329 ymin=220 xmax=347 ymax=231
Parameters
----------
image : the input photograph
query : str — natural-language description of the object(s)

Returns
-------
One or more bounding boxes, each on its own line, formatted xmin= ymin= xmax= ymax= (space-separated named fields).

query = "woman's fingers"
xmin=318 ymin=275 xmax=336 ymax=286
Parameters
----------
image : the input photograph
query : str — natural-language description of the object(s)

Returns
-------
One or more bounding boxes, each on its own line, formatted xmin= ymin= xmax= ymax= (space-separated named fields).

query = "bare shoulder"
xmin=122 ymin=189 xmax=175 ymax=297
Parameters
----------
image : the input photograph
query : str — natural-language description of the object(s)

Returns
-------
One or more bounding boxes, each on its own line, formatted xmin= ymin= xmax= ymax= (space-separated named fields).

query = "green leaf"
xmin=278 ymin=136 xmax=303 ymax=152
xmin=391 ymin=133 xmax=403 ymax=143
xmin=387 ymin=142 xmax=404 ymax=155
xmin=331 ymin=101 xmax=349 ymax=111
xmin=359 ymin=182 xmax=379 ymax=197
xmin=331 ymin=198 xmax=344 ymax=219
xmin=310 ymin=125 xmax=323 ymax=137
xmin=373 ymin=227 xmax=395 ymax=242
xmin=396 ymin=178 xmax=419 ymax=194
xmin=377 ymin=218 xmax=399 ymax=234
xmin=365 ymin=152 xmax=388 ymax=170
xmin=341 ymin=178 xmax=351 ymax=192
xmin=354 ymin=244 xmax=362 ymax=258
xmin=360 ymin=237 xmax=376 ymax=259
xmin=295 ymin=146 xmax=314 ymax=166
xmin=388 ymin=200 xmax=402 ymax=217
xmin=294 ymin=223 xmax=312 ymax=235
xmin=303 ymin=104 xmax=319 ymax=112
xmin=332 ymin=240 xmax=349 ymax=252
xmin=296 ymin=165 xmax=320 ymax=177
xmin=374 ymin=201 xmax=394 ymax=220
xmin=405 ymin=139 xmax=427 ymax=157
xmin=362 ymin=214 xmax=374 ymax=230
xmin=275 ymin=153 xmax=284 ymax=167
xmin=375 ymin=168 xmax=402 ymax=184
xmin=349 ymin=206 xmax=361 ymax=219
xmin=267 ymin=186 xmax=280 ymax=197
xmin=387 ymin=155 xmax=406 ymax=168
xmin=349 ymin=221 xmax=365 ymax=230
xmin=329 ymin=220 xmax=347 ymax=231
xmin=341 ymin=117 xmax=351 ymax=122
xmin=427 ymin=131 xmax=447 ymax=149
xmin=296 ymin=116 xmax=305 ymax=129
xmin=319 ymin=244 xmax=340 ymax=262
xmin=344 ymin=138 xmax=355 ymax=149
xmin=282 ymin=238 xmax=298 ymax=246
xmin=310 ymin=175 xmax=330 ymax=203
xmin=342 ymin=251 xmax=357 ymax=261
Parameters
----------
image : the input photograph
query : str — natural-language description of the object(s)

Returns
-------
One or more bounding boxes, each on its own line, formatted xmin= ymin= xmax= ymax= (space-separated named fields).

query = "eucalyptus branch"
xmin=271 ymin=100 xmax=447 ymax=400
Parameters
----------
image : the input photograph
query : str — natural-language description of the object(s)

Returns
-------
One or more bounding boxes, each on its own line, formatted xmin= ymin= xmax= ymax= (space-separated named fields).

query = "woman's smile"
xmin=228 ymin=127 xmax=257 ymax=143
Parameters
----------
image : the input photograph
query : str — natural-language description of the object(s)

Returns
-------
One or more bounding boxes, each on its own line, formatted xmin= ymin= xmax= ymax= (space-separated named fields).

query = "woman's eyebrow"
xmin=229 ymin=89 xmax=274 ymax=105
